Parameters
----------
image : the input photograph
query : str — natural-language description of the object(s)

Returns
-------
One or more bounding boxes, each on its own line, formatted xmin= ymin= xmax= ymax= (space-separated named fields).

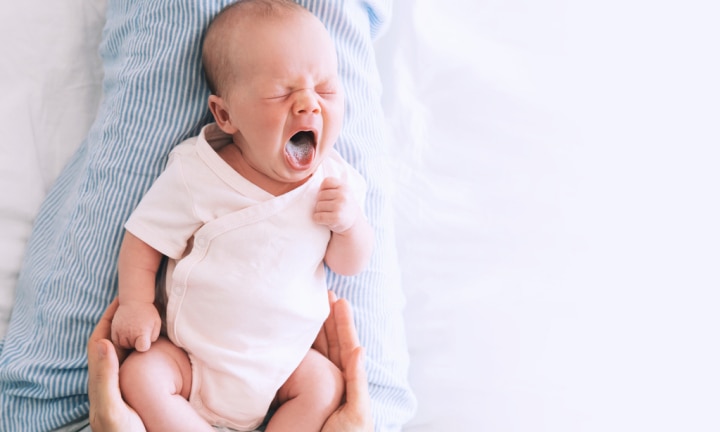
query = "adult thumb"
xmin=88 ymin=340 xmax=122 ymax=416
xmin=344 ymin=347 xmax=371 ymax=418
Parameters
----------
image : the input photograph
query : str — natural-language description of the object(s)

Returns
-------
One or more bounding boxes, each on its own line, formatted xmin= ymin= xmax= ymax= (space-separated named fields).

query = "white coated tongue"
xmin=285 ymin=133 xmax=315 ymax=167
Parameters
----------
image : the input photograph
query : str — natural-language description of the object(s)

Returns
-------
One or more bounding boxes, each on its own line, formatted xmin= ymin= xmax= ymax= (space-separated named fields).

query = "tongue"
xmin=285 ymin=134 xmax=315 ymax=169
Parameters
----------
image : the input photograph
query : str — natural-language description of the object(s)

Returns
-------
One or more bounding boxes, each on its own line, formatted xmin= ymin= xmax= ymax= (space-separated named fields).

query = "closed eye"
xmin=316 ymin=86 xmax=338 ymax=96
xmin=264 ymin=93 xmax=291 ymax=100
xmin=316 ymin=78 xmax=340 ymax=96
xmin=268 ymin=90 xmax=290 ymax=97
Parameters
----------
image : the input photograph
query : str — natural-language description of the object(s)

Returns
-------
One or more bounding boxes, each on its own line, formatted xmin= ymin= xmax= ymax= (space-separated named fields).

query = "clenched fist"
xmin=111 ymin=300 xmax=162 ymax=352
xmin=313 ymin=177 xmax=361 ymax=234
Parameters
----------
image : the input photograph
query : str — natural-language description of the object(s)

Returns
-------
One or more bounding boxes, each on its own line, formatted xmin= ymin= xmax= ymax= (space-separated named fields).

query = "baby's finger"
xmin=134 ymin=335 xmax=151 ymax=352
xmin=314 ymin=199 xmax=338 ymax=214
xmin=316 ymin=188 xmax=342 ymax=205
xmin=313 ymin=211 xmax=341 ymax=229
xmin=151 ymin=318 xmax=162 ymax=343
xmin=320 ymin=176 xmax=342 ymax=190
xmin=118 ymin=334 xmax=132 ymax=350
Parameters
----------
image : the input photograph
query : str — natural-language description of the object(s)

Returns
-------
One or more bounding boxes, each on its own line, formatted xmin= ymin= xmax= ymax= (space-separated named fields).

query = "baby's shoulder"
xmin=168 ymin=136 xmax=200 ymax=160
xmin=164 ymin=136 xmax=210 ymax=175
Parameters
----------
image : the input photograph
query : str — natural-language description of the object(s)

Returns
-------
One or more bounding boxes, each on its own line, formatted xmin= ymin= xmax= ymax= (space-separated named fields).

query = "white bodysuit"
xmin=125 ymin=124 xmax=366 ymax=430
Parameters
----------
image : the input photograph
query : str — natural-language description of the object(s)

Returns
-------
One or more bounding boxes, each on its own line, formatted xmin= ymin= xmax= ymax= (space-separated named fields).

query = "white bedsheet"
xmin=2 ymin=0 xmax=720 ymax=430
xmin=380 ymin=1 xmax=720 ymax=430
xmin=0 ymin=0 xmax=105 ymax=337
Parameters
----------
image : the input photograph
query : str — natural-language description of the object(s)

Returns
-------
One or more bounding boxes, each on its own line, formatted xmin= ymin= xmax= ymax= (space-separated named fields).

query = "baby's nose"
xmin=293 ymin=90 xmax=321 ymax=115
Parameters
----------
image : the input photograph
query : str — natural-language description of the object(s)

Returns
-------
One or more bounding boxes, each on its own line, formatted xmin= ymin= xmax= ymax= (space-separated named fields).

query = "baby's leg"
xmin=119 ymin=337 xmax=213 ymax=432
xmin=267 ymin=348 xmax=344 ymax=432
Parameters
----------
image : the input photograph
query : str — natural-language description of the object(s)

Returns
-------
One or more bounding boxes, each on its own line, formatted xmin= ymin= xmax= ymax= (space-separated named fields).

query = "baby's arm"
xmin=314 ymin=177 xmax=373 ymax=276
xmin=111 ymin=231 xmax=163 ymax=352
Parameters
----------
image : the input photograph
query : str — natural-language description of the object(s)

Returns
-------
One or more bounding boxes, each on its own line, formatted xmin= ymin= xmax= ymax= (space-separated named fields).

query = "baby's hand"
xmin=314 ymin=177 xmax=360 ymax=234
xmin=111 ymin=301 xmax=161 ymax=352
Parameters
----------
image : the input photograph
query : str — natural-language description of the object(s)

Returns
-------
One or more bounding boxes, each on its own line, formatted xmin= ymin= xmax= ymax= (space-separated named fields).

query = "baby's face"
xmin=219 ymin=12 xmax=344 ymax=189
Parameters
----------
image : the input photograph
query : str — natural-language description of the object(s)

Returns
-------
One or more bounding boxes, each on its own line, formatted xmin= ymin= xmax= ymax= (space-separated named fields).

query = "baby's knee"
xmin=118 ymin=338 xmax=191 ymax=403
xmin=118 ymin=351 xmax=153 ymax=405
xmin=292 ymin=349 xmax=345 ymax=409
xmin=316 ymin=355 xmax=344 ymax=408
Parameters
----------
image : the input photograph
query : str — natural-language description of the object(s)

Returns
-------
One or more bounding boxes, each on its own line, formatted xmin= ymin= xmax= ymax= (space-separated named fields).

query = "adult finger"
xmin=87 ymin=339 xmax=146 ymax=432
xmin=90 ymin=298 xmax=129 ymax=363
xmin=87 ymin=339 xmax=119 ymax=427
xmin=343 ymin=346 xmax=373 ymax=430
xmin=324 ymin=292 xmax=343 ymax=367
xmin=313 ymin=291 xmax=338 ymax=357
xmin=88 ymin=300 xmax=147 ymax=432
xmin=332 ymin=298 xmax=360 ymax=371
xmin=89 ymin=298 xmax=118 ymax=343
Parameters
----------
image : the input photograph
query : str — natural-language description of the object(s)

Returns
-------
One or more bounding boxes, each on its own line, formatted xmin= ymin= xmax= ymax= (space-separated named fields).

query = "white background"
xmin=377 ymin=0 xmax=720 ymax=430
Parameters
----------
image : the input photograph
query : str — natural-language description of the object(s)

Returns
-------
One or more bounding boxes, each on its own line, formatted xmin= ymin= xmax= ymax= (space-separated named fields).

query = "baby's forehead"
xmin=226 ymin=12 xmax=335 ymax=57
xmin=215 ymin=1 xmax=313 ymax=31
xmin=204 ymin=2 xmax=337 ymax=92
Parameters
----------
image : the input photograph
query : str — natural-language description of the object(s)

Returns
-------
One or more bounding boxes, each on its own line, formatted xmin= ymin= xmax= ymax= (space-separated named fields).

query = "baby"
xmin=110 ymin=1 xmax=373 ymax=431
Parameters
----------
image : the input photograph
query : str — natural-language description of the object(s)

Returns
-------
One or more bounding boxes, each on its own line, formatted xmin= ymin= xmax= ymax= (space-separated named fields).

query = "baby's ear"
xmin=208 ymin=95 xmax=237 ymax=134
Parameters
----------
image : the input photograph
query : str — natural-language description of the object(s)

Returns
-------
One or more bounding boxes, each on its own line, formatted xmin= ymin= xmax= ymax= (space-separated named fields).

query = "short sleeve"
xmin=125 ymin=153 xmax=202 ymax=260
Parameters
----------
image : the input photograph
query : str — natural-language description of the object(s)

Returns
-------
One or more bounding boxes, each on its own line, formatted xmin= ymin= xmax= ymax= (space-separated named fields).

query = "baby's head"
xmin=202 ymin=0 xmax=344 ymax=191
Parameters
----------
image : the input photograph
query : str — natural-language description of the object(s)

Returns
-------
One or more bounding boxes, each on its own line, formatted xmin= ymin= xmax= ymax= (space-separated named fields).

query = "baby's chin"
xmin=274 ymin=159 xmax=318 ymax=184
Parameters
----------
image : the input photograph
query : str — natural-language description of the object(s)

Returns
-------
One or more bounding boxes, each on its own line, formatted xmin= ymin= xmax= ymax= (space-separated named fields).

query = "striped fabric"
xmin=0 ymin=1 xmax=416 ymax=431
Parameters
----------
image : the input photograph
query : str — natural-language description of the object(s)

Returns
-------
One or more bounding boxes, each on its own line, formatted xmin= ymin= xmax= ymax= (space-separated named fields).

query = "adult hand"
xmin=314 ymin=291 xmax=374 ymax=432
xmin=87 ymin=298 xmax=146 ymax=432
xmin=88 ymin=294 xmax=372 ymax=432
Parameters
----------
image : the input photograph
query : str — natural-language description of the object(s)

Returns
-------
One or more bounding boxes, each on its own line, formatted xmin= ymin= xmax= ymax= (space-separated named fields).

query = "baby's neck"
xmin=216 ymin=143 xmax=310 ymax=196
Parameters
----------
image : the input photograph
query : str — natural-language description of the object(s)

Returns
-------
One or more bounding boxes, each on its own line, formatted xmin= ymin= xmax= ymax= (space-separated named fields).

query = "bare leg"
xmin=267 ymin=348 xmax=344 ymax=432
xmin=119 ymin=337 xmax=213 ymax=432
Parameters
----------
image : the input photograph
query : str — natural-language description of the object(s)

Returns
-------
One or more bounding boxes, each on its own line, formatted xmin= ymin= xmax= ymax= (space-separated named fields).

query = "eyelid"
xmin=264 ymin=80 xmax=339 ymax=98
xmin=265 ymin=90 xmax=334 ymax=99
xmin=264 ymin=91 xmax=291 ymax=100
xmin=316 ymin=84 xmax=338 ymax=95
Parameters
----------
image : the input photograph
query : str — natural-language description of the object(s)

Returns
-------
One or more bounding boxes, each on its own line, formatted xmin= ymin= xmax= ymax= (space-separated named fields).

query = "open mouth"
xmin=285 ymin=130 xmax=316 ymax=169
